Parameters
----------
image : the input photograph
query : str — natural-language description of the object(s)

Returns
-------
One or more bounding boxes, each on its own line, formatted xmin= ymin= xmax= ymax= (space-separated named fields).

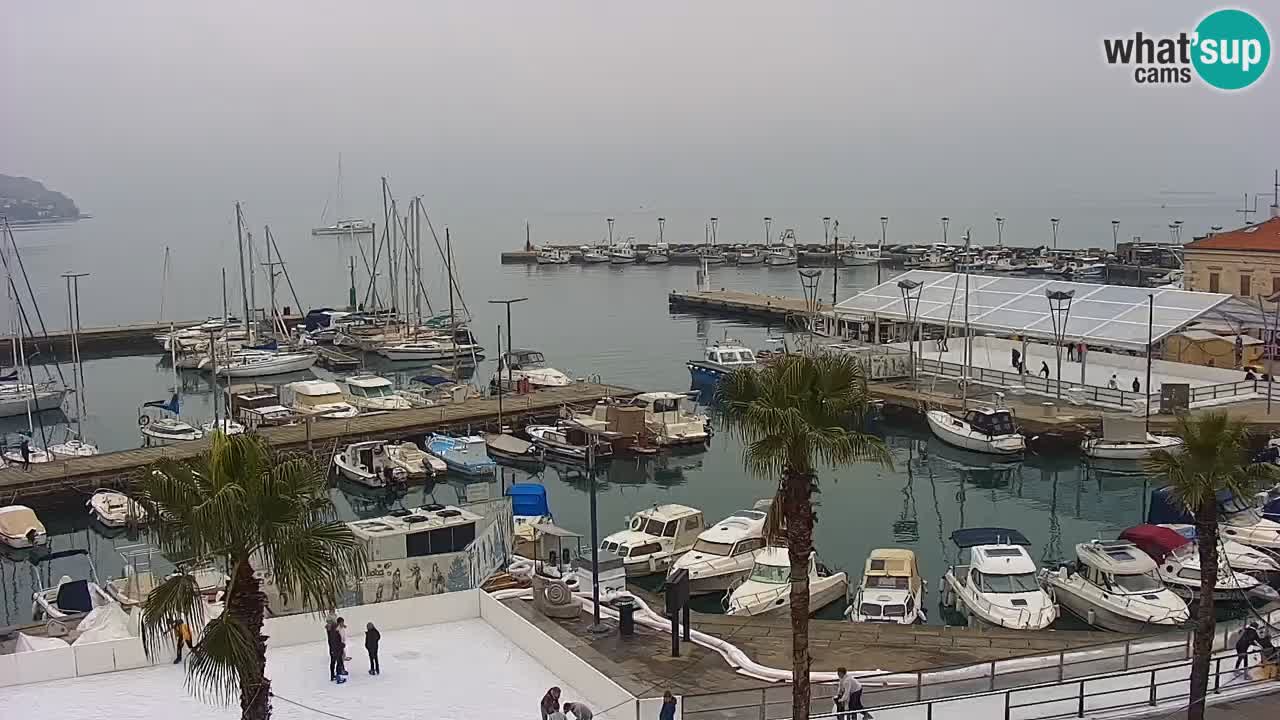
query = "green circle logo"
xmin=1192 ymin=9 xmax=1270 ymax=90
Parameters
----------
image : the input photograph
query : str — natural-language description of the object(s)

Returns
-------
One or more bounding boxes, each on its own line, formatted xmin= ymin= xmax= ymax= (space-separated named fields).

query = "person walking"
xmin=835 ymin=667 xmax=872 ymax=719
xmin=564 ymin=701 xmax=593 ymax=720
xmin=1010 ymin=347 xmax=1021 ymax=372
xmin=328 ymin=617 xmax=348 ymax=683
xmin=540 ymin=686 xmax=562 ymax=720
xmin=1039 ymin=361 xmax=1050 ymax=379
xmin=659 ymin=691 xmax=677 ymax=720
xmin=172 ymin=619 xmax=194 ymax=663
xmin=1132 ymin=377 xmax=1141 ymax=393
xmin=1107 ymin=374 xmax=1119 ymax=390
xmin=19 ymin=437 xmax=30 ymax=471
xmin=1235 ymin=622 xmax=1260 ymax=672
xmin=1066 ymin=343 xmax=1075 ymax=362
xmin=365 ymin=622 xmax=381 ymax=675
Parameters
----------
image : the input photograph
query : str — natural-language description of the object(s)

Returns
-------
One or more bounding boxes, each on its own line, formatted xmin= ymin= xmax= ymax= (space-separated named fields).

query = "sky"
xmin=2 ymin=1 xmax=1277 ymax=249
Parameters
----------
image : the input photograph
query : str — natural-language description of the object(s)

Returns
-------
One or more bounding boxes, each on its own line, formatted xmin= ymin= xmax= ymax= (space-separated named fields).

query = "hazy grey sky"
xmin=3 ymin=1 xmax=1276 ymax=226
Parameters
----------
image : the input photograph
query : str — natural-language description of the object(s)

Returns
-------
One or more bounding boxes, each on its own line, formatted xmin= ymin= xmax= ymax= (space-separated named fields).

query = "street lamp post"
xmin=1111 ymin=220 xmax=1120 ymax=254
xmin=898 ymin=279 xmax=922 ymax=380
xmin=878 ymin=216 xmax=889 ymax=285
xmin=1045 ymin=289 xmax=1075 ymax=398
xmin=488 ymin=297 xmax=528 ymax=392
xmin=1146 ymin=294 xmax=1154 ymax=432
xmin=941 ymin=217 xmax=950 ymax=246
xmin=581 ymin=422 xmax=609 ymax=635
xmin=995 ymin=216 xmax=1005 ymax=248
xmin=1050 ymin=218 xmax=1060 ymax=250
xmin=764 ymin=216 xmax=772 ymax=247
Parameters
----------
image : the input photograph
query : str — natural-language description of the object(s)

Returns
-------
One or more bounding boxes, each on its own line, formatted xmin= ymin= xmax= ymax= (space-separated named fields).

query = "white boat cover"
xmin=15 ymin=632 xmax=70 ymax=652
xmin=0 ymin=505 xmax=42 ymax=537
xmin=1101 ymin=416 xmax=1148 ymax=442
xmin=73 ymin=603 xmax=136 ymax=645
xmin=486 ymin=433 xmax=535 ymax=455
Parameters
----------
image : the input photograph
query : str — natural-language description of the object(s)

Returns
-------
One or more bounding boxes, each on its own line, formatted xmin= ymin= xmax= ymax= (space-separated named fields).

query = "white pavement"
xmin=0 ymin=619 xmax=593 ymax=720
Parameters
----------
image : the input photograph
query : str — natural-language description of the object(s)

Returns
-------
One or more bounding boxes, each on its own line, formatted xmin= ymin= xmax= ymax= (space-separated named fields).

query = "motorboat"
xmin=1065 ymin=261 xmax=1106 ymax=279
xmin=941 ymin=528 xmax=1058 ymax=630
xmin=209 ymin=350 xmax=317 ymax=377
xmin=486 ymin=433 xmax=544 ymax=469
xmin=48 ymin=438 xmax=100 ymax=459
xmin=342 ymin=374 xmax=413 ymax=411
xmin=385 ymin=441 xmax=445 ymax=478
xmin=668 ymin=507 xmax=768 ymax=594
xmin=312 ymin=218 xmax=374 ymax=237
xmin=375 ymin=329 xmax=485 ymax=363
xmin=764 ymin=246 xmax=798 ymax=267
xmin=537 ymin=247 xmax=572 ymax=265
xmin=140 ymin=408 xmax=204 ymax=445
xmin=1023 ymin=259 xmax=1055 ymax=273
xmin=989 ymin=257 xmax=1026 ymax=273
xmin=627 ymin=391 xmax=710 ymax=446
xmin=2 ymin=439 xmax=54 ymax=465
xmin=283 ymin=380 xmax=359 ymax=419
xmin=644 ymin=244 xmax=670 ymax=264
xmin=491 ymin=349 xmax=572 ymax=391
xmin=1120 ymin=524 xmax=1279 ymax=606
xmin=1161 ymin=524 xmax=1280 ymax=586
xmin=333 ymin=440 xmax=409 ymax=488
xmin=0 ymin=382 xmax=67 ymax=418
xmin=599 ymin=504 xmax=705 ymax=577
xmin=580 ymin=246 xmax=610 ymax=264
xmin=737 ymin=248 xmax=765 ymax=265
xmin=426 ymin=434 xmax=497 ymax=478
xmin=609 ymin=242 xmax=638 ymax=264
xmin=1041 ymin=539 xmax=1188 ymax=633
xmin=926 ymin=407 xmax=1025 ymax=456
xmin=1081 ymin=417 xmax=1184 ymax=460
xmin=910 ymin=250 xmax=953 ymax=270
xmin=698 ymin=246 xmax=726 ymax=265
xmin=0 ymin=504 xmax=48 ymax=548
xmin=686 ymin=340 xmax=758 ymax=386
xmin=841 ymin=244 xmax=882 ymax=267
xmin=847 ymin=548 xmax=928 ymax=625
xmin=725 ymin=548 xmax=848 ymax=617
xmin=1148 ymin=487 xmax=1280 ymax=552
xmin=526 ymin=423 xmax=614 ymax=462
xmin=87 ymin=489 xmax=146 ymax=528
xmin=201 ymin=417 xmax=246 ymax=436
xmin=104 ymin=546 xmax=227 ymax=607
xmin=226 ymin=385 xmax=294 ymax=430
xmin=31 ymin=549 xmax=115 ymax=620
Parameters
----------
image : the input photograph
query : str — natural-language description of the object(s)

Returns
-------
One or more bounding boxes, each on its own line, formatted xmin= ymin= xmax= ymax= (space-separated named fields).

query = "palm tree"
xmin=134 ymin=432 xmax=365 ymax=720
xmin=719 ymin=353 xmax=891 ymax=720
xmin=1144 ymin=412 xmax=1274 ymax=720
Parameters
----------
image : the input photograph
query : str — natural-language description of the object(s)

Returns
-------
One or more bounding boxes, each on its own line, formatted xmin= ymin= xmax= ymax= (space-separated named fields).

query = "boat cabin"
xmin=854 ymin=548 xmax=924 ymax=622
xmin=499 ymin=349 xmax=550 ymax=371
xmin=1071 ymin=540 xmax=1165 ymax=596
xmin=963 ymin=408 xmax=1017 ymax=437
xmin=601 ymin=504 xmax=705 ymax=561
xmin=704 ymin=345 xmax=756 ymax=367
xmin=687 ymin=510 xmax=767 ymax=558
xmin=347 ymin=505 xmax=483 ymax=562
xmin=950 ymin=528 xmax=1039 ymax=593
xmin=285 ymin=380 xmax=349 ymax=412
xmin=344 ymin=374 xmax=397 ymax=400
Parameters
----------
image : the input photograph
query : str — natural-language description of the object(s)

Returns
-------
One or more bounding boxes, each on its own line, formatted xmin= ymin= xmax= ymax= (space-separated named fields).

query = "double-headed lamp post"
xmin=488 ymin=297 xmax=528 ymax=391
xmin=1045 ymin=289 xmax=1075 ymax=398
xmin=898 ymin=279 xmax=922 ymax=380
xmin=878 ymin=216 xmax=889 ymax=284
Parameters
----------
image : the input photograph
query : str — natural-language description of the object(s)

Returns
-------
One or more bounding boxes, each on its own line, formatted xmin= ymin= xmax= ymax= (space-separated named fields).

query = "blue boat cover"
xmin=949 ymin=527 xmax=1030 ymax=548
xmin=1147 ymin=487 xmax=1248 ymax=525
xmin=507 ymin=483 xmax=550 ymax=517
xmin=412 ymin=375 xmax=453 ymax=386
xmin=1263 ymin=495 xmax=1280 ymax=523
xmin=55 ymin=579 xmax=93 ymax=614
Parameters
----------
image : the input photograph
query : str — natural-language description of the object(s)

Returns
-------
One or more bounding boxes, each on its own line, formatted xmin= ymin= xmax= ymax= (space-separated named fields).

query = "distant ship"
xmin=312 ymin=219 xmax=374 ymax=237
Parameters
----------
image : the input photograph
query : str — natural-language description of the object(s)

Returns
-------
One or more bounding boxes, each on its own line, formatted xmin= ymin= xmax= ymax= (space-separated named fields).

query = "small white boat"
xmin=0 ymin=383 xmax=67 ymax=418
xmin=600 ymin=504 xmax=705 ymax=577
xmin=141 ymin=416 xmax=204 ymax=445
xmin=840 ymin=244 xmax=881 ymax=267
xmin=847 ymin=548 xmax=927 ymax=624
xmin=1041 ymin=539 xmax=1188 ymax=633
xmin=284 ymin=380 xmax=359 ymax=419
xmin=912 ymin=251 xmax=953 ymax=270
xmin=1149 ymin=487 xmax=1280 ymax=552
xmin=104 ymin=547 xmax=227 ymax=607
xmin=87 ymin=490 xmax=146 ymax=527
xmin=33 ymin=574 xmax=116 ymax=620
xmin=212 ymin=350 xmax=317 ymax=377
xmin=1082 ymin=420 xmax=1184 ymax=460
xmin=764 ymin=246 xmax=798 ymax=267
xmin=737 ymin=248 xmax=765 ymax=265
xmin=491 ymin=349 xmax=572 ymax=391
xmin=580 ymin=246 xmax=610 ymax=264
xmin=609 ymin=242 xmax=637 ymax=264
xmin=725 ymin=548 xmax=848 ymax=617
xmin=687 ymin=341 xmax=759 ymax=386
xmin=536 ymin=247 xmax=571 ymax=265
xmin=1023 ymin=259 xmax=1055 ymax=273
xmin=668 ymin=506 xmax=769 ymax=594
xmin=312 ymin=218 xmax=374 ymax=236
xmin=941 ymin=528 xmax=1058 ymax=630
xmin=384 ymin=441 xmax=445 ymax=478
xmin=375 ymin=337 xmax=484 ymax=362
xmin=342 ymin=374 xmax=413 ymax=411
xmin=0 ymin=504 xmax=48 ymax=548
xmin=1161 ymin=524 xmax=1280 ymax=586
xmin=626 ymin=391 xmax=710 ymax=446
xmin=926 ymin=407 xmax=1025 ymax=456
xmin=2 ymin=443 xmax=54 ymax=465
xmin=201 ymin=417 xmax=246 ymax=436
xmin=48 ymin=438 xmax=100 ymax=458
xmin=333 ymin=440 xmax=408 ymax=488
xmin=526 ymin=423 xmax=614 ymax=462
xmin=644 ymin=244 xmax=670 ymax=264
xmin=1121 ymin=524 xmax=1279 ymax=606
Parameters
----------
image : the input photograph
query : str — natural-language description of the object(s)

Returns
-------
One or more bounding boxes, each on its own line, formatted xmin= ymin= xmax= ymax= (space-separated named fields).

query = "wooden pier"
xmin=667 ymin=289 xmax=828 ymax=324
xmin=0 ymin=382 xmax=634 ymax=500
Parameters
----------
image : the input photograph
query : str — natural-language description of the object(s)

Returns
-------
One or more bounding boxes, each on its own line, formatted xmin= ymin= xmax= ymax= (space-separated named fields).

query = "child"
xmin=365 ymin=622 xmax=381 ymax=675
xmin=172 ymin=619 xmax=194 ymax=663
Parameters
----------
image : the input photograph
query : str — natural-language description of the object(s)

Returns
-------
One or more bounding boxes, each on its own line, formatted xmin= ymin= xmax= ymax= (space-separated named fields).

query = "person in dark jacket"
xmin=1236 ymin=622 xmax=1261 ymax=670
xmin=540 ymin=686 xmax=561 ymax=720
xmin=19 ymin=437 xmax=30 ymax=471
xmin=658 ymin=691 xmax=677 ymax=720
xmin=327 ymin=617 xmax=348 ymax=682
xmin=365 ymin=622 xmax=381 ymax=675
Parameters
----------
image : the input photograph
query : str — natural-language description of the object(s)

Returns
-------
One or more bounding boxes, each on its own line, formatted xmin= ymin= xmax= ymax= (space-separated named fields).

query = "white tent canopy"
xmin=835 ymin=270 xmax=1233 ymax=352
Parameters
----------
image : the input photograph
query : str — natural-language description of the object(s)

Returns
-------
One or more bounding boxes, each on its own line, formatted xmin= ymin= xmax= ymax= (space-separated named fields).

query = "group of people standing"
xmin=540 ymin=686 xmax=595 ymax=720
xmin=326 ymin=617 xmax=381 ymax=684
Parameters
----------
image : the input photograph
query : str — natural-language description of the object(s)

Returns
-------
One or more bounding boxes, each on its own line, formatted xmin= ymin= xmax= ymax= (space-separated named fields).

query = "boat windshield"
xmin=866 ymin=576 xmax=909 ymax=590
xmin=1112 ymin=573 xmax=1164 ymax=593
xmin=642 ymin=517 xmax=666 ymax=536
xmin=359 ymin=384 xmax=394 ymax=398
xmin=977 ymin=572 xmax=1039 ymax=593
xmin=749 ymin=564 xmax=790 ymax=584
xmin=691 ymin=539 xmax=734 ymax=557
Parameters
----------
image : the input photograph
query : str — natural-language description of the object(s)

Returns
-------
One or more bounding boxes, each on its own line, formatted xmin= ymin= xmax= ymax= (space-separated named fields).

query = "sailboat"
xmin=49 ymin=273 xmax=99 ymax=459
xmin=925 ymin=231 xmax=1026 ymax=456
xmin=141 ymin=323 xmax=204 ymax=446
xmin=312 ymin=156 xmax=372 ymax=237
xmin=0 ymin=230 xmax=61 ymax=464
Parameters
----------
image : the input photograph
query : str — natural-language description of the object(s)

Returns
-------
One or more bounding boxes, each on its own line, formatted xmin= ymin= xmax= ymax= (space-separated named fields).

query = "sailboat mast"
xmin=447 ymin=228 xmax=457 ymax=377
xmin=962 ymin=230 xmax=972 ymax=408
xmin=64 ymin=275 xmax=79 ymax=437
xmin=221 ymin=268 xmax=228 ymax=323
xmin=247 ymin=228 xmax=257 ymax=341
xmin=235 ymin=203 xmax=250 ymax=334
xmin=415 ymin=198 xmax=423 ymax=326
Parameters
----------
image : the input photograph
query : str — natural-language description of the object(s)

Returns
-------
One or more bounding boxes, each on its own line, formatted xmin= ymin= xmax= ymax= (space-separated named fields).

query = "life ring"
xmin=138 ymin=415 xmax=151 ymax=427
xmin=373 ymin=445 xmax=385 ymax=455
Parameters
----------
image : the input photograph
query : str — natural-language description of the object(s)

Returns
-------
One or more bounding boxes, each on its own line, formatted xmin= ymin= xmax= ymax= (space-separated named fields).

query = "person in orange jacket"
xmin=172 ymin=619 xmax=194 ymax=663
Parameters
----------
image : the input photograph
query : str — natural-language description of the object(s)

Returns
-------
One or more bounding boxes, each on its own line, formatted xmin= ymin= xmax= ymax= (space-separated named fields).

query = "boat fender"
xmin=138 ymin=415 xmax=151 ymax=427
xmin=1086 ymin=608 xmax=1096 ymax=627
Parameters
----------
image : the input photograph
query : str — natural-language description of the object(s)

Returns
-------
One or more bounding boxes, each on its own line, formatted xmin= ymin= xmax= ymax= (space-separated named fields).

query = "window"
xmin=691 ymin=539 xmax=733 ymax=556
xmin=1241 ymin=275 xmax=1252 ymax=297
xmin=976 ymin=571 xmax=1040 ymax=593
xmin=1273 ymin=277 xmax=1280 ymax=295
xmin=1177 ymin=568 xmax=1201 ymax=581
xmin=1209 ymin=273 xmax=1220 ymax=293
xmin=883 ymin=604 xmax=907 ymax=617
xmin=629 ymin=542 xmax=662 ymax=558
xmin=684 ymin=516 xmax=702 ymax=531
xmin=868 ymin=576 xmax=909 ymax=589
xmin=405 ymin=522 xmax=477 ymax=557
xmin=642 ymin=518 xmax=665 ymax=536
xmin=749 ymin=564 xmax=790 ymax=583
xmin=662 ymin=521 xmax=678 ymax=537
xmin=859 ymin=602 xmax=882 ymax=617
xmin=733 ymin=538 xmax=765 ymax=555
xmin=1112 ymin=573 xmax=1163 ymax=593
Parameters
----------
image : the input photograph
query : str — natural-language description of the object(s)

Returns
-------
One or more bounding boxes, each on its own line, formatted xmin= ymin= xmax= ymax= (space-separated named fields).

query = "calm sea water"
xmin=0 ymin=239 xmax=1171 ymax=627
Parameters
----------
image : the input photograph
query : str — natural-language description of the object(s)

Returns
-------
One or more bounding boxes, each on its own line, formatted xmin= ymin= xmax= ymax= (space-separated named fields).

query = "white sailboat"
xmin=312 ymin=156 xmax=372 ymax=237
xmin=1081 ymin=417 xmax=1184 ymax=460
xmin=49 ymin=273 xmax=98 ymax=459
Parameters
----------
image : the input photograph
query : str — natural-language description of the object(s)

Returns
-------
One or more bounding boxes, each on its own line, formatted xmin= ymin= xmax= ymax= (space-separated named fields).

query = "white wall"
xmin=267 ymin=587 xmax=481 ymax=648
xmin=479 ymin=592 xmax=636 ymax=715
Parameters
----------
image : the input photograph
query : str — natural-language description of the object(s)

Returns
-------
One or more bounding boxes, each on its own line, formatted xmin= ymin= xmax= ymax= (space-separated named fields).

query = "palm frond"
xmin=139 ymin=573 xmax=208 ymax=660
xmin=185 ymin=613 xmax=260 ymax=706
xmin=1143 ymin=411 xmax=1273 ymax=517
xmin=266 ymin=520 xmax=366 ymax=613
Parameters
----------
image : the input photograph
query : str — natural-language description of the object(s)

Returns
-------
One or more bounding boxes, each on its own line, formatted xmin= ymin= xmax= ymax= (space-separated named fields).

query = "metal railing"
xmin=915 ymin=357 xmax=1156 ymax=409
xmin=680 ymin=611 xmax=1278 ymax=720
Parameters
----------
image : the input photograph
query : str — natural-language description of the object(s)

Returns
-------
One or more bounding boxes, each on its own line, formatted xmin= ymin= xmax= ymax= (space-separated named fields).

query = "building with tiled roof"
xmin=1184 ymin=210 xmax=1280 ymax=300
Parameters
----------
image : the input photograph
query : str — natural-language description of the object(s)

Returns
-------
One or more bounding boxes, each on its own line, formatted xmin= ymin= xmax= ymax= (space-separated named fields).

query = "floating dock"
xmin=0 ymin=382 xmax=634 ymax=500
xmin=667 ymin=289 xmax=829 ymax=324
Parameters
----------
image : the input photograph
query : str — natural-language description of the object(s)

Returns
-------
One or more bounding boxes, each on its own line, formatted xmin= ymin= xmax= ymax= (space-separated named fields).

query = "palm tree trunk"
xmin=782 ymin=467 xmax=816 ymax=720
xmin=228 ymin=559 xmax=272 ymax=720
xmin=1187 ymin=499 xmax=1219 ymax=720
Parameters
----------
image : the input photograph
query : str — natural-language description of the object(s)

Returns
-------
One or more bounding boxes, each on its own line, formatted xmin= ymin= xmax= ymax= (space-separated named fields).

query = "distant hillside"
xmin=0 ymin=174 xmax=81 ymax=223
